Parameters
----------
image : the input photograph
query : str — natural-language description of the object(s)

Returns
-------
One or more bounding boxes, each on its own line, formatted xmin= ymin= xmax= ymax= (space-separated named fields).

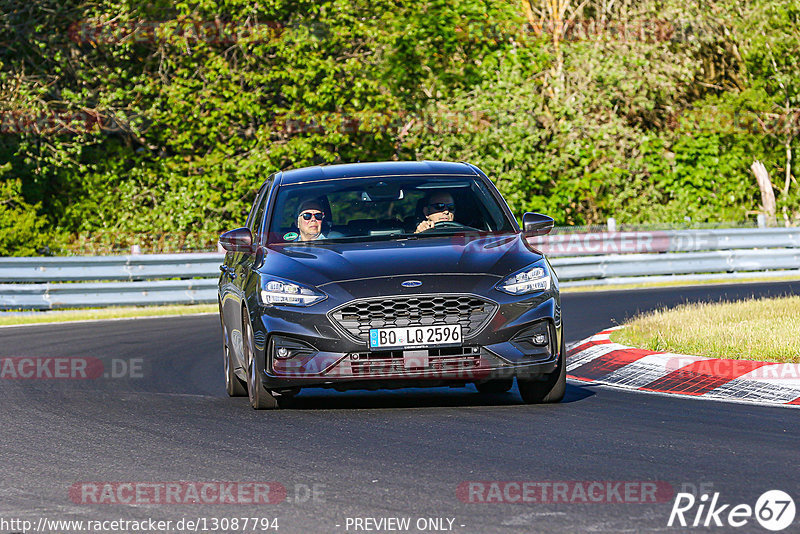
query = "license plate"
xmin=369 ymin=324 xmax=462 ymax=349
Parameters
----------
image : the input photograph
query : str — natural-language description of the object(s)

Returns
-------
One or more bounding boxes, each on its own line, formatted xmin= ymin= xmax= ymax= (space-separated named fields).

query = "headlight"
xmin=496 ymin=263 xmax=551 ymax=295
xmin=260 ymin=279 xmax=326 ymax=306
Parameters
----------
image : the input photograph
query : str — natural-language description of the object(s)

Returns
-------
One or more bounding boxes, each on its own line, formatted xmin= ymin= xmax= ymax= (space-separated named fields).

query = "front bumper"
xmin=250 ymin=289 xmax=562 ymax=390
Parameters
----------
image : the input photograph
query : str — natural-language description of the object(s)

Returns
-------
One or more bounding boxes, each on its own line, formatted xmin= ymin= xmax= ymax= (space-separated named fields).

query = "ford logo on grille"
xmin=401 ymin=280 xmax=422 ymax=288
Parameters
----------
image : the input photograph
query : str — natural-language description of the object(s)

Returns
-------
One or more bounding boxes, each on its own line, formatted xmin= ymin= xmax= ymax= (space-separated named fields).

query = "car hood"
xmin=262 ymin=233 xmax=543 ymax=287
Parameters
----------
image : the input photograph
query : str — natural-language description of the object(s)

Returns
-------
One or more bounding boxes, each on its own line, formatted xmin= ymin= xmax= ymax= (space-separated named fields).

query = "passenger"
xmin=294 ymin=198 xmax=328 ymax=242
xmin=415 ymin=192 xmax=456 ymax=233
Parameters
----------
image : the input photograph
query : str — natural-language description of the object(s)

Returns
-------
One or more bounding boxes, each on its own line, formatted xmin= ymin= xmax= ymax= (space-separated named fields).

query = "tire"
xmin=475 ymin=378 xmax=514 ymax=394
xmin=243 ymin=316 xmax=278 ymax=410
xmin=221 ymin=318 xmax=247 ymax=397
xmin=517 ymin=335 xmax=566 ymax=404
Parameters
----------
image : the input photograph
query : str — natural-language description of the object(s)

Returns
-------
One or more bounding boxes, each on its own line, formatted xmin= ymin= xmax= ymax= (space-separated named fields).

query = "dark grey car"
xmin=218 ymin=161 xmax=563 ymax=409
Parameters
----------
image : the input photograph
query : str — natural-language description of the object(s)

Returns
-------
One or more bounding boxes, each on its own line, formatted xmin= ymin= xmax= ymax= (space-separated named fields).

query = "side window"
xmin=249 ymin=181 xmax=273 ymax=243
xmin=246 ymin=187 xmax=266 ymax=230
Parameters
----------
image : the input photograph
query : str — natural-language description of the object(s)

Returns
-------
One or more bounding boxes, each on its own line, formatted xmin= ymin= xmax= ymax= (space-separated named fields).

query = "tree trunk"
xmin=751 ymin=160 xmax=777 ymax=226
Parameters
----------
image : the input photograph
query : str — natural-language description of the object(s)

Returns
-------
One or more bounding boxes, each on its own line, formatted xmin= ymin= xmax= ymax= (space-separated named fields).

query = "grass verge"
xmin=0 ymin=304 xmax=217 ymax=326
xmin=611 ymin=295 xmax=800 ymax=363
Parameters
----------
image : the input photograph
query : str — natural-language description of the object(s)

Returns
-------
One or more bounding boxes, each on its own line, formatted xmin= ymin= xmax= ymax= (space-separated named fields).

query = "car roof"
xmin=277 ymin=161 xmax=478 ymax=185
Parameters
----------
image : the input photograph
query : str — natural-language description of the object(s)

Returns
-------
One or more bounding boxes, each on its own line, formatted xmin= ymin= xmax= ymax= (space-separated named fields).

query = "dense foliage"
xmin=1 ymin=0 xmax=798 ymax=254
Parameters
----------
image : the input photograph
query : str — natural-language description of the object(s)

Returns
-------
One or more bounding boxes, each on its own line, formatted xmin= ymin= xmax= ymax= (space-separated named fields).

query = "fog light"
xmin=269 ymin=336 xmax=316 ymax=364
xmin=532 ymin=333 xmax=548 ymax=346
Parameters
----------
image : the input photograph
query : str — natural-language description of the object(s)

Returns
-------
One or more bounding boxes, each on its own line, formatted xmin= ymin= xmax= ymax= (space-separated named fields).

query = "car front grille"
xmin=328 ymin=294 xmax=497 ymax=343
xmin=346 ymin=346 xmax=482 ymax=376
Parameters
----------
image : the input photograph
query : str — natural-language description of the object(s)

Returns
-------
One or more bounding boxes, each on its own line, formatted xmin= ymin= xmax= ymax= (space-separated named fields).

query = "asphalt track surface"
xmin=1 ymin=281 xmax=799 ymax=534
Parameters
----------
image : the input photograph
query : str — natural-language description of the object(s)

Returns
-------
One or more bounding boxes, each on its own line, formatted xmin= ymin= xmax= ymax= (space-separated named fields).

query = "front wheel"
xmin=517 ymin=336 xmax=566 ymax=404
xmin=221 ymin=320 xmax=246 ymax=396
xmin=243 ymin=317 xmax=278 ymax=410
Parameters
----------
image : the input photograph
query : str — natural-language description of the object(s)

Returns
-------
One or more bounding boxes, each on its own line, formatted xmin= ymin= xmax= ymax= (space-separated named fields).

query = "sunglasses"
xmin=427 ymin=202 xmax=455 ymax=212
xmin=300 ymin=212 xmax=325 ymax=221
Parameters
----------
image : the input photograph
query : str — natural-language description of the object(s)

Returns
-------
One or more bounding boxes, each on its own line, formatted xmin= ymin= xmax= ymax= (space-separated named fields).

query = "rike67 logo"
xmin=668 ymin=490 xmax=796 ymax=531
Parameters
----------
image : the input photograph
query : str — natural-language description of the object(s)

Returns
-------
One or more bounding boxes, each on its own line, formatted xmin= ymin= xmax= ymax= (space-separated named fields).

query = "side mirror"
xmin=219 ymin=227 xmax=254 ymax=253
xmin=522 ymin=212 xmax=554 ymax=236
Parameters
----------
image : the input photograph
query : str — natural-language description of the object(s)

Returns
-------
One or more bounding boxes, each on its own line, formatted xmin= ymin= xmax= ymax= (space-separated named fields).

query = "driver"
xmin=415 ymin=192 xmax=456 ymax=233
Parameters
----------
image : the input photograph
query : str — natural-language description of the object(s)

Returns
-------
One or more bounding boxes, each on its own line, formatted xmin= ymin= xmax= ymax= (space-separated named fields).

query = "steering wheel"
xmin=422 ymin=220 xmax=480 ymax=233
xmin=433 ymin=221 xmax=465 ymax=229
xmin=416 ymin=220 xmax=478 ymax=233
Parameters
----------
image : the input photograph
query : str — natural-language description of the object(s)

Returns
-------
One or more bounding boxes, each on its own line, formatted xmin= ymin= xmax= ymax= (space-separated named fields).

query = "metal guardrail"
xmin=1 ymin=228 xmax=798 ymax=309
xmin=1 ymin=279 xmax=217 ymax=309
xmin=0 ymin=253 xmax=223 ymax=282
xmin=531 ymin=227 xmax=800 ymax=256
xmin=551 ymin=248 xmax=800 ymax=279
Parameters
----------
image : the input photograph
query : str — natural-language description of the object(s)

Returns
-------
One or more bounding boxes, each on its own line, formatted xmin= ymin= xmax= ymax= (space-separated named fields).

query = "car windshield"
xmin=267 ymin=175 xmax=516 ymax=244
